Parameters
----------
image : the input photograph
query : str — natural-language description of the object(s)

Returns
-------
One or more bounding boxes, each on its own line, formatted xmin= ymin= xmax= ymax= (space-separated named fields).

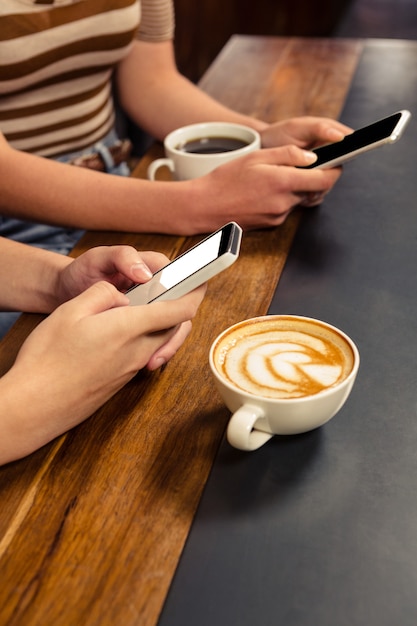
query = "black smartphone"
xmin=301 ymin=109 xmax=411 ymax=169
xmin=126 ymin=222 xmax=242 ymax=305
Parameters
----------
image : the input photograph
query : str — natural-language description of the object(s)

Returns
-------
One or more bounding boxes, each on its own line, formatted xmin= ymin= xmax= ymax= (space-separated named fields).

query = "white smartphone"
xmin=302 ymin=109 xmax=411 ymax=169
xmin=126 ymin=222 xmax=242 ymax=305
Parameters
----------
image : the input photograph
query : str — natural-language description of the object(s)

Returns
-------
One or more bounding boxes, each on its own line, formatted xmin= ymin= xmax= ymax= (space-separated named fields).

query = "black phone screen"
xmin=304 ymin=112 xmax=403 ymax=168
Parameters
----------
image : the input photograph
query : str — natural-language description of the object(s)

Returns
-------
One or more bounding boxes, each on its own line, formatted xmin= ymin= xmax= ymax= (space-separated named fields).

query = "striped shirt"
xmin=0 ymin=0 xmax=174 ymax=157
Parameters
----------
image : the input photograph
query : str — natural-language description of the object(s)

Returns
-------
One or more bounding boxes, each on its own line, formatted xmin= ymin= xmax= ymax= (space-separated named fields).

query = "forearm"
xmin=133 ymin=73 xmax=268 ymax=139
xmin=0 ymin=238 xmax=71 ymax=312
xmin=0 ymin=360 xmax=100 ymax=464
xmin=0 ymin=140 xmax=201 ymax=235
xmin=0 ymin=370 xmax=56 ymax=464
xmin=127 ymin=72 xmax=268 ymax=140
xmin=116 ymin=41 xmax=269 ymax=141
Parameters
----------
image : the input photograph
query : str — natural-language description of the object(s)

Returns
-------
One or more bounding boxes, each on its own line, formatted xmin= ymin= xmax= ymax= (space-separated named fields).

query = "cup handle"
xmin=147 ymin=158 xmax=175 ymax=180
xmin=226 ymin=404 xmax=273 ymax=451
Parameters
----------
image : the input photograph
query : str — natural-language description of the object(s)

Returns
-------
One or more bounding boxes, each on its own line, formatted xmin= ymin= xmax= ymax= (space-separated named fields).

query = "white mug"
xmin=147 ymin=122 xmax=261 ymax=181
xmin=209 ymin=315 xmax=360 ymax=451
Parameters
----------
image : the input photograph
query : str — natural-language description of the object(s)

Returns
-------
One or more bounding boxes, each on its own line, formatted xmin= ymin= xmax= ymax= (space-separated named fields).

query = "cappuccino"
xmin=213 ymin=316 xmax=354 ymax=400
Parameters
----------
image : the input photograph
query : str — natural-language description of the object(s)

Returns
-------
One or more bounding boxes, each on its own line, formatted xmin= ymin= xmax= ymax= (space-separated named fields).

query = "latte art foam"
xmin=214 ymin=317 xmax=354 ymax=399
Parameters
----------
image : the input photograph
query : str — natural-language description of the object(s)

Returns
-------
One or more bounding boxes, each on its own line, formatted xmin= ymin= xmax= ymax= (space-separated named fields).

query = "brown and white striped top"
xmin=0 ymin=0 xmax=174 ymax=157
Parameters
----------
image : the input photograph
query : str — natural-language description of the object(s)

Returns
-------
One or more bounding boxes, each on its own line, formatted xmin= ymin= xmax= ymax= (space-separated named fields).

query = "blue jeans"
xmin=0 ymin=129 xmax=130 ymax=337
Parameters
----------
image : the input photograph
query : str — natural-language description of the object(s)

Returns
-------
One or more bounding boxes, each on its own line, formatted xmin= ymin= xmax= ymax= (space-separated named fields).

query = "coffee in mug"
xmin=176 ymin=136 xmax=250 ymax=155
xmin=147 ymin=122 xmax=261 ymax=181
xmin=209 ymin=315 xmax=360 ymax=451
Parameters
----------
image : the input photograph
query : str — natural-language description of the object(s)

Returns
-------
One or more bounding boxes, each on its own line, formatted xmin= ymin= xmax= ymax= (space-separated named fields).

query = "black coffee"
xmin=177 ymin=136 xmax=249 ymax=154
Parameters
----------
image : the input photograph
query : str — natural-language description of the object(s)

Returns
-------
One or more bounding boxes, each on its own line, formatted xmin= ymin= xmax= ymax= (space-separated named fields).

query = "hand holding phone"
xmin=126 ymin=222 xmax=242 ymax=305
xmin=301 ymin=109 xmax=411 ymax=169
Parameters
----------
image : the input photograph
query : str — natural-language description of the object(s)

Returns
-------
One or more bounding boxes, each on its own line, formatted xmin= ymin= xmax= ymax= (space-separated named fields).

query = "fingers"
xmin=61 ymin=279 xmax=205 ymax=340
xmin=198 ymin=146 xmax=343 ymax=231
xmin=311 ymin=119 xmax=353 ymax=143
xmin=243 ymin=145 xmax=342 ymax=195
xmin=138 ymin=283 xmax=207 ymax=334
xmin=250 ymin=145 xmax=319 ymax=167
xmin=294 ymin=165 xmax=342 ymax=194
xmin=260 ymin=117 xmax=353 ymax=149
xmin=59 ymin=281 xmax=129 ymax=319
xmin=82 ymin=246 xmax=167 ymax=282
xmin=146 ymin=321 xmax=193 ymax=371
xmin=119 ymin=248 xmax=172 ymax=277
xmin=130 ymin=285 xmax=206 ymax=369
xmin=26 ymin=282 xmax=206 ymax=388
xmin=60 ymin=246 xmax=173 ymax=303
xmin=296 ymin=191 xmax=327 ymax=207
xmin=144 ymin=286 xmax=207 ymax=370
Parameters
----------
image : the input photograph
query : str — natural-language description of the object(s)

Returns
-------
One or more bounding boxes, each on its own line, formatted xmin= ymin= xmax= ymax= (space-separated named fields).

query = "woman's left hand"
xmin=260 ymin=116 xmax=352 ymax=150
xmin=56 ymin=246 xmax=170 ymax=305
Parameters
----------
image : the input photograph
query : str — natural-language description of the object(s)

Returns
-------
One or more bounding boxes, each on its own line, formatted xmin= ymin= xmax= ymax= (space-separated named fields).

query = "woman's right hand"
xmin=181 ymin=145 xmax=343 ymax=234
xmin=0 ymin=280 xmax=206 ymax=463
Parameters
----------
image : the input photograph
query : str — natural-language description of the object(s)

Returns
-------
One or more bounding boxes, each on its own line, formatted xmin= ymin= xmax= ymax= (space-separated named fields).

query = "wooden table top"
xmin=0 ymin=36 xmax=365 ymax=626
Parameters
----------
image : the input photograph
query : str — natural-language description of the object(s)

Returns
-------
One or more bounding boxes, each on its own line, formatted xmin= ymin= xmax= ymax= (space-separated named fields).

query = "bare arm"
xmin=0 ymin=281 xmax=206 ymax=464
xmin=0 ymin=131 xmax=192 ymax=234
xmin=116 ymin=40 xmax=269 ymax=140
xmin=0 ymin=239 xmax=207 ymax=464
xmin=116 ymin=40 xmax=351 ymax=145
xmin=0 ymin=236 xmax=71 ymax=312
xmin=0 ymin=39 xmax=351 ymax=236
xmin=0 ymin=238 xmax=159 ymax=313
xmin=0 ymin=130 xmax=342 ymax=235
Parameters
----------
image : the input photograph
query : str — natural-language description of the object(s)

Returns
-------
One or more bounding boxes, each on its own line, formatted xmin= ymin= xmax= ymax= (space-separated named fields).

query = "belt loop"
xmin=96 ymin=144 xmax=115 ymax=172
xmin=68 ymin=138 xmax=132 ymax=171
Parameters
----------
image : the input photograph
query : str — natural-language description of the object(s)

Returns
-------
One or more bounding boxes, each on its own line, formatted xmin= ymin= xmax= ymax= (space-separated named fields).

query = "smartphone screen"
xmin=152 ymin=229 xmax=224 ymax=294
xmin=127 ymin=222 xmax=242 ymax=305
xmin=303 ymin=110 xmax=411 ymax=169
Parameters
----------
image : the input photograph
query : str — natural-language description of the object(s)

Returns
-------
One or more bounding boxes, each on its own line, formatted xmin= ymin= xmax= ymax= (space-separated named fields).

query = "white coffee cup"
xmin=147 ymin=122 xmax=261 ymax=181
xmin=209 ymin=315 xmax=360 ymax=451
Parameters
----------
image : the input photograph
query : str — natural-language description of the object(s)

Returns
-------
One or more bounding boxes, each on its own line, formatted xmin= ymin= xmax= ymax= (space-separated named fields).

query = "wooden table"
xmin=0 ymin=36 xmax=370 ymax=625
